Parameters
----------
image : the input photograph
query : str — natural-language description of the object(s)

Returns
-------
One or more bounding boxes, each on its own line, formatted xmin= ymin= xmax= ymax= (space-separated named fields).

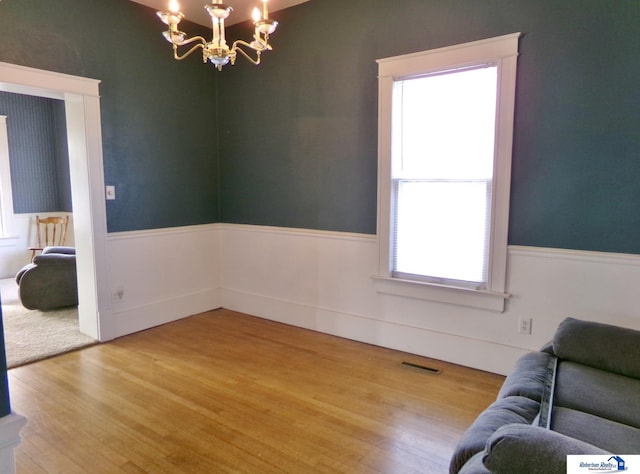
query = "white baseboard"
xmin=109 ymin=287 xmax=222 ymax=338
xmin=221 ymin=288 xmax=528 ymax=375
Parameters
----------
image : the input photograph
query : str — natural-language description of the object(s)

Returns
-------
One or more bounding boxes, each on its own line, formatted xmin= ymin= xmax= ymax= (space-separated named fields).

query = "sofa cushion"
xmin=449 ymin=396 xmax=540 ymax=474
xmin=554 ymin=361 xmax=640 ymax=429
xmin=498 ymin=351 xmax=552 ymax=402
xmin=551 ymin=406 xmax=640 ymax=453
xmin=33 ymin=253 xmax=77 ymax=266
xmin=553 ymin=317 xmax=640 ymax=379
xmin=42 ymin=246 xmax=76 ymax=255
xmin=482 ymin=424 xmax=609 ymax=474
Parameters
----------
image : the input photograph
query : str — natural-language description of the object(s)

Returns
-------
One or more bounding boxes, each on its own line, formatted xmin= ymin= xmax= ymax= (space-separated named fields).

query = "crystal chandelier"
xmin=157 ymin=0 xmax=279 ymax=71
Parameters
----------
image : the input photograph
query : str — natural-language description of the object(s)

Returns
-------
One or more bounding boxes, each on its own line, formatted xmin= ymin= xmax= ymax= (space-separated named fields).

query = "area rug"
xmin=0 ymin=278 xmax=97 ymax=368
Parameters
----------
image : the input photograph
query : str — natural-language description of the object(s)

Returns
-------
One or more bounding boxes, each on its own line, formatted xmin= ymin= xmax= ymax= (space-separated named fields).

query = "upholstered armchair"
xmin=15 ymin=246 xmax=78 ymax=310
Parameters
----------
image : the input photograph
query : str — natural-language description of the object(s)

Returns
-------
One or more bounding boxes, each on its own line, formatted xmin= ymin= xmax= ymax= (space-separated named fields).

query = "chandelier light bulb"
xmin=169 ymin=0 xmax=180 ymax=13
xmin=252 ymin=7 xmax=261 ymax=22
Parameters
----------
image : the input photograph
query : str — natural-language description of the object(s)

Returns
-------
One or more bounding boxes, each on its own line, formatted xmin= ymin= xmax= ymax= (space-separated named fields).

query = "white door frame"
xmin=0 ymin=61 xmax=111 ymax=341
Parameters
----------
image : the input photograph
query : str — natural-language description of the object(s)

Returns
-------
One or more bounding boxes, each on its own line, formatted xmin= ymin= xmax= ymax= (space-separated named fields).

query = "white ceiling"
xmin=131 ymin=0 xmax=309 ymax=26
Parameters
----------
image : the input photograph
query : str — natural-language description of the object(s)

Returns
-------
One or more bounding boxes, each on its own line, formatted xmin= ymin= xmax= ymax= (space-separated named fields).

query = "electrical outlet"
xmin=111 ymin=286 xmax=124 ymax=303
xmin=519 ymin=317 xmax=532 ymax=335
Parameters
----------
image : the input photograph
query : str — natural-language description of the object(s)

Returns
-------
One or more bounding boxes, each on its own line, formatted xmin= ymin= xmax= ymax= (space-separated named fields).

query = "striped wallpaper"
xmin=0 ymin=91 xmax=72 ymax=214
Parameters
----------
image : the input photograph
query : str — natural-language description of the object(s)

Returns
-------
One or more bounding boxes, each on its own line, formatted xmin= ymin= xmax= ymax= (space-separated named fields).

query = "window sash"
xmin=391 ymin=178 xmax=492 ymax=288
xmin=391 ymin=67 xmax=498 ymax=182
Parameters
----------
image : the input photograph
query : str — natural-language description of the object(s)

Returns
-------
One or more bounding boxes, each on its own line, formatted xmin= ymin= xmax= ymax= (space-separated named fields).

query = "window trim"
xmin=374 ymin=33 xmax=521 ymax=312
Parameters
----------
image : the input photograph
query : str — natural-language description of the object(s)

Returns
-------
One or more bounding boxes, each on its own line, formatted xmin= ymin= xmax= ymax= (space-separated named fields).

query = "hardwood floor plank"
xmin=9 ymin=309 xmax=504 ymax=473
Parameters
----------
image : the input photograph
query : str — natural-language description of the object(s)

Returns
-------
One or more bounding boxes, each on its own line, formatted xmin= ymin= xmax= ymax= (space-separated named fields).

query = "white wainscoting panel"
xmin=219 ymin=224 xmax=640 ymax=375
xmin=99 ymin=222 xmax=640 ymax=375
xmin=104 ymin=224 xmax=222 ymax=339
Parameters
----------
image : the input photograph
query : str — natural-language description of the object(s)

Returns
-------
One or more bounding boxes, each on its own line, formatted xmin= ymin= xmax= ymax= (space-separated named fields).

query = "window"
xmin=0 ymin=115 xmax=15 ymax=240
xmin=374 ymin=34 xmax=520 ymax=311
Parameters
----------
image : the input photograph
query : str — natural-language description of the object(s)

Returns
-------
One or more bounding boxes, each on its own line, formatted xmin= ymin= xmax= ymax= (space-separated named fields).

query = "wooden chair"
xmin=29 ymin=215 xmax=70 ymax=261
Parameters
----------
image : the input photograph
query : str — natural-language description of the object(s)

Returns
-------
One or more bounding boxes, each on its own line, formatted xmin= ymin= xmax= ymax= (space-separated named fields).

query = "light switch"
xmin=105 ymin=185 xmax=116 ymax=200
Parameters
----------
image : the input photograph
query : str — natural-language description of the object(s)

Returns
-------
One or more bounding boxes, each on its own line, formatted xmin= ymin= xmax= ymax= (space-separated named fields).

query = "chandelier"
xmin=157 ymin=0 xmax=279 ymax=71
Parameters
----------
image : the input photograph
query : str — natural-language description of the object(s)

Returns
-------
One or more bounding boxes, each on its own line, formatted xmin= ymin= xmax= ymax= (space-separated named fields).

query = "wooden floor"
xmin=8 ymin=309 xmax=504 ymax=473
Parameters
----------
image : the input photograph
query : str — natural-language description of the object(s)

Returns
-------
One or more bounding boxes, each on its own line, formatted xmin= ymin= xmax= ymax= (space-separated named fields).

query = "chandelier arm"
xmin=172 ymin=38 xmax=207 ymax=61
xmin=232 ymin=44 xmax=261 ymax=66
xmin=231 ymin=40 xmax=268 ymax=65
xmin=174 ymin=35 xmax=208 ymax=47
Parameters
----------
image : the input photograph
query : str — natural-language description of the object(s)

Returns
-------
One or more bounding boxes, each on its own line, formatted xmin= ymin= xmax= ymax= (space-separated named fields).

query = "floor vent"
xmin=401 ymin=361 xmax=442 ymax=375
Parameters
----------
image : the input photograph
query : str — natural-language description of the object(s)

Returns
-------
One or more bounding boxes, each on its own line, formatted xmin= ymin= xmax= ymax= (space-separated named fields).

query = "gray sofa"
xmin=15 ymin=246 xmax=78 ymax=311
xmin=450 ymin=317 xmax=640 ymax=474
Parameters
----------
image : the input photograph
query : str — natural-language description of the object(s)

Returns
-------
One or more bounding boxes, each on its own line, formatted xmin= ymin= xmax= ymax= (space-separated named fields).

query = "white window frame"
xmin=0 ymin=114 xmax=16 ymax=243
xmin=373 ymin=33 xmax=521 ymax=312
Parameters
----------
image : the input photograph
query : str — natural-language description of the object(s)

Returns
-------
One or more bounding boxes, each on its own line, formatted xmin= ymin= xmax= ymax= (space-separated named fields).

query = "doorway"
xmin=0 ymin=61 xmax=109 ymax=342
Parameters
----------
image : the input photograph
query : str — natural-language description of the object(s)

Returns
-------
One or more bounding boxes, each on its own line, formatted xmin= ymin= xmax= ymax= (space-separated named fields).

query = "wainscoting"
xmin=103 ymin=223 xmax=640 ymax=375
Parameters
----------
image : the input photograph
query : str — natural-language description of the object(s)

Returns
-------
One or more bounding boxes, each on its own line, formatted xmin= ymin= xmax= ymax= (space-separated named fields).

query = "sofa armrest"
xmin=483 ymin=424 xmax=609 ymax=474
xmin=449 ymin=397 xmax=540 ymax=474
xmin=553 ymin=317 xmax=640 ymax=379
xmin=15 ymin=263 xmax=35 ymax=285
xmin=16 ymin=254 xmax=78 ymax=310
xmin=498 ymin=352 xmax=553 ymax=401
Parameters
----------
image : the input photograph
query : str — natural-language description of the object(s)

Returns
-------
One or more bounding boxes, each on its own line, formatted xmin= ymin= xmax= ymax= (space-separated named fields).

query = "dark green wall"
xmin=4 ymin=0 xmax=636 ymax=248
xmin=219 ymin=4 xmax=379 ymax=233
xmin=0 ymin=0 xmax=221 ymax=232
xmin=0 ymin=92 xmax=72 ymax=214
xmin=220 ymin=0 xmax=640 ymax=253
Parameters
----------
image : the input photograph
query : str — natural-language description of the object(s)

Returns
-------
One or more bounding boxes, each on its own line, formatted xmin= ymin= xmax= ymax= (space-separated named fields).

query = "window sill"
xmin=0 ymin=235 xmax=19 ymax=247
xmin=371 ymin=275 xmax=509 ymax=312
